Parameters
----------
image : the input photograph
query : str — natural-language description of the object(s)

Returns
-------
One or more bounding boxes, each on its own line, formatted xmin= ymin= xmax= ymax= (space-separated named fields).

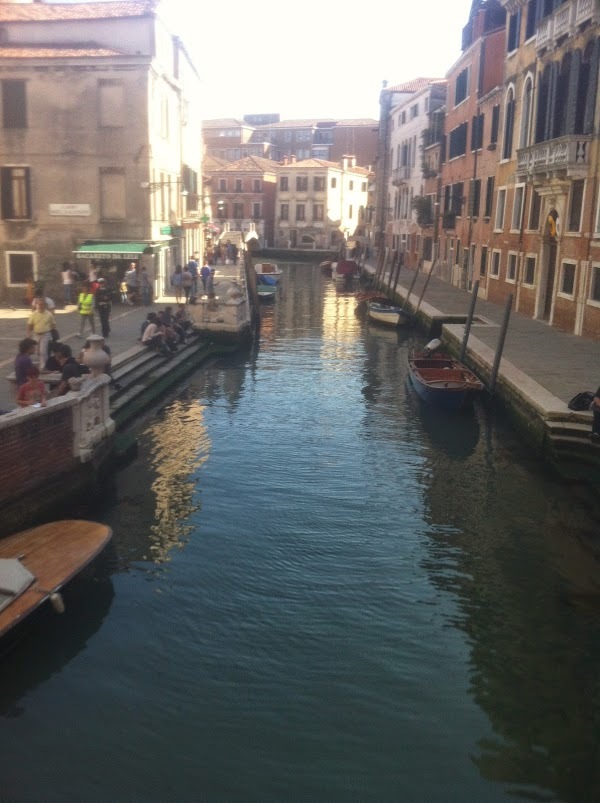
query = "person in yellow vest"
xmin=77 ymin=282 xmax=96 ymax=337
xmin=26 ymin=298 xmax=56 ymax=369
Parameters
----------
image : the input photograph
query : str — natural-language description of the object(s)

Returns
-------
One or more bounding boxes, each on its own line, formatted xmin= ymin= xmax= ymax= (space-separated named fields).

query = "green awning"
xmin=74 ymin=242 xmax=150 ymax=260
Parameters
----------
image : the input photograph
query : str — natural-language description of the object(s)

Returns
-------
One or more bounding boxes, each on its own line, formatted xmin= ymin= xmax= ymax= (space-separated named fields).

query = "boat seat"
xmin=0 ymin=558 xmax=35 ymax=613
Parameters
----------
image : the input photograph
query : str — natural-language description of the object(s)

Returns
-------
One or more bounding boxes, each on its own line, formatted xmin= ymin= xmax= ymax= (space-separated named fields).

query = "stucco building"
xmin=0 ymin=0 xmax=202 ymax=304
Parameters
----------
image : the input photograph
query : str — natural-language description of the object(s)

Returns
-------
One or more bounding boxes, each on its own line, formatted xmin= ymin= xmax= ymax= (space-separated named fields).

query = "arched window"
xmin=553 ymin=52 xmax=571 ymax=138
xmin=503 ymin=86 xmax=516 ymax=160
xmin=535 ymin=64 xmax=550 ymax=143
xmin=520 ymin=75 xmax=533 ymax=147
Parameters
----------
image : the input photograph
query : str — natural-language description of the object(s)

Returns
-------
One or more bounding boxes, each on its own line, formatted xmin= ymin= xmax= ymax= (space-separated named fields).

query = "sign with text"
xmin=49 ymin=203 xmax=91 ymax=217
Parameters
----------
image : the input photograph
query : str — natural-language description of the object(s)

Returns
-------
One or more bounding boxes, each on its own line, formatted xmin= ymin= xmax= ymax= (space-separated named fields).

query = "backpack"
xmin=567 ymin=391 xmax=595 ymax=411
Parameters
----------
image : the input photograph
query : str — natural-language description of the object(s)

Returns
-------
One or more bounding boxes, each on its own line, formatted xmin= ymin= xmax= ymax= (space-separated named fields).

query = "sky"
xmin=166 ymin=0 xmax=475 ymax=122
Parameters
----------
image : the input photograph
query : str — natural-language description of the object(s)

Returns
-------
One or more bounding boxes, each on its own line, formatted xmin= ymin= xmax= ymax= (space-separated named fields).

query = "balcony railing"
xmin=391 ymin=166 xmax=411 ymax=186
xmin=536 ymin=0 xmax=599 ymax=51
xmin=516 ymin=135 xmax=592 ymax=177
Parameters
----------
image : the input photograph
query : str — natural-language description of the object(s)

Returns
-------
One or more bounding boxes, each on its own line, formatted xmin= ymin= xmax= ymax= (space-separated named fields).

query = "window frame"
xmin=280 ymin=176 xmax=289 ymax=191
xmin=295 ymin=203 xmax=305 ymax=221
xmin=280 ymin=203 xmax=289 ymax=221
xmin=523 ymin=253 xmax=537 ymax=287
xmin=511 ymin=184 xmax=525 ymax=232
xmin=454 ymin=67 xmax=469 ymax=107
xmin=5 ymin=250 xmax=37 ymax=287
xmin=558 ymin=260 xmax=577 ymax=298
xmin=490 ymin=249 xmax=501 ymax=279
xmin=528 ymin=189 xmax=542 ymax=231
xmin=567 ymin=179 xmax=585 ymax=233
xmin=1 ymin=79 xmax=27 ymax=129
xmin=506 ymin=251 xmax=518 ymax=284
xmin=0 ymin=165 xmax=32 ymax=220
xmin=494 ymin=187 xmax=507 ymax=231
xmin=588 ymin=262 xmax=600 ymax=307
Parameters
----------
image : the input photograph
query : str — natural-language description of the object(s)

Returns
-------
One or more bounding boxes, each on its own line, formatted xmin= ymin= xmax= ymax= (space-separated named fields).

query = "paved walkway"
xmin=368 ymin=263 xmax=600 ymax=405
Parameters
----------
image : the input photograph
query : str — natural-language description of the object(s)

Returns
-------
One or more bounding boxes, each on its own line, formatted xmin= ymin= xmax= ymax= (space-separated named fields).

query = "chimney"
xmin=290 ymin=154 xmax=296 ymax=164
xmin=282 ymin=156 xmax=288 ymax=166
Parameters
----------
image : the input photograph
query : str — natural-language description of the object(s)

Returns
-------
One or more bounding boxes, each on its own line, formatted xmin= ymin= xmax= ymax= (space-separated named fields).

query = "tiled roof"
xmin=212 ymin=156 xmax=280 ymax=173
xmin=281 ymin=158 xmax=369 ymax=175
xmin=383 ymin=77 xmax=441 ymax=94
xmin=0 ymin=1 xmax=157 ymax=23
xmin=203 ymin=155 xmax=229 ymax=172
xmin=202 ymin=118 xmax=252 ymax=129
xmin=330 ymin=119 xmax=379 ymax=126
xmin=0 ymin=46 xmax=125 ymax=58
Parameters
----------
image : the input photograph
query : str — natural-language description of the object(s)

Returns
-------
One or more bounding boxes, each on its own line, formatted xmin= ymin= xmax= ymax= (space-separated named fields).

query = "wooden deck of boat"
xmin=0 ymin=520 xmax=112 ymax=638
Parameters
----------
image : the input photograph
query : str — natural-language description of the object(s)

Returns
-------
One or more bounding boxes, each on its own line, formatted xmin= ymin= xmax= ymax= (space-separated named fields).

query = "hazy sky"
xmin=166 ymin=0 xmax=475 ymax=121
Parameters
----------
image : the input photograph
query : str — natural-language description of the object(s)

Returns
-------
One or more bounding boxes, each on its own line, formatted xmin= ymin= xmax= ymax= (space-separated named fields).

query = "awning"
xmin=74 ymin=242 xmax=151 ymax=260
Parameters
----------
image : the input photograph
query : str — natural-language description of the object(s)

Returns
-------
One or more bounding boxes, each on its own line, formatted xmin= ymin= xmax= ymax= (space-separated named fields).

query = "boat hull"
xmin=408 ymin=353 xmax=484 ymax=410
xmin=0 ymin=520 xmax=112 ymax=638
xmin=368 ymin=303 xmax=412 ymax=327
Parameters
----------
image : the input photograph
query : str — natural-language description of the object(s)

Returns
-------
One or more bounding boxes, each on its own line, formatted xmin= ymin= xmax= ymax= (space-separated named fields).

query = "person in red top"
xmin=16 ymin=366 xmax=47 ymax=408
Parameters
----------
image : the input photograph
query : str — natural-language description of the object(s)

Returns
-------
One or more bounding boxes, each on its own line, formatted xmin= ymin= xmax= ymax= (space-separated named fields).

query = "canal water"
xmin=1 ymin=264 xmax=600 ymax=801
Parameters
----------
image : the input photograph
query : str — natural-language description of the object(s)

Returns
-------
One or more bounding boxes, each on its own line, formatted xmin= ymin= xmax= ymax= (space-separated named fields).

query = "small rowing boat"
xmin=408 ymin=340 xmax=484 ymax=410
xmin=255 ymin=262 xmax=282 ymax=281
xmin=368 ymin=302 xmax=412 ymax=327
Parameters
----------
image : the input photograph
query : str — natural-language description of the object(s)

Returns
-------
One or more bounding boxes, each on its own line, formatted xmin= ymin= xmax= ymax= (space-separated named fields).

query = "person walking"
xmin=26 ymin=298 xmax=56 ymax=369
xmin=171 ymin=265 xmax=183 ymax=303
xmin=61 ymin=262 xmax=75 ymax=306
xmin=206 ymin=267 xmax=217 ymax=298
xmin=200 ymin=262 xmax=211 ymax=294
xmin=95 ymin=278 xmax=112 ymax=338
xmin=124 ymin=262 xmax=139 ymax=304
xmin=187 ymin=254 xmax=199 ymax=297
xmin=182 ymin=264 xmax=193 ymax=303
xmin=77 ymin=282 xmax=96 ymax=337
xmin=140 ymin=266 xmax=152 ymax=306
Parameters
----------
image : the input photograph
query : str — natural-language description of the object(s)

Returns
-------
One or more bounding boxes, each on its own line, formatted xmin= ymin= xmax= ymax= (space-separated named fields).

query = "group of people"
xmin=205 ymin=241 xmax=238 ymax=266
xmin=121 ymin=261 xmax=152 ymax=306
xmin=140 ymin=304 xmax=192 ymax=357
xmin=171 ymin=255 xmax=216 ymax=304
xmin=14 ymin=336 xmax=117 ymax=408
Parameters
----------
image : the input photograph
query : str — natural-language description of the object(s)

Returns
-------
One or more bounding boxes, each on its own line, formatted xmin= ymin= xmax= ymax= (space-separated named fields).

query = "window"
xmin=455 ymin=67 xmax=469 ymax=106
xmin=313 ymin=203 xmax=324 ymax=221
xmin=296 ymin=149 xmax=311 ymax=160
xmin=490 ymin=104 xmax=500 ymax=145
xmin=296 ymin=176 xmax=308 ymax=191
xmin=1 ymin=166 xmax=31 ymax=219
xmin=253 ymin=179 xmax=262 ymax=192
xmin=410 ymin=103 xmax=419 ymax=118
xmin=590 ymin=265 xmax=600 ymax=302
xmin=471 ymin=114 xmax=484 ymax=150
xmin=362 ymin=182 xmax=367 ymax=192
xmin=219 ymin=178 xmax=227 ymax=192
xmin=252 ymin=202 xmax=261 ymax=218
xmin=469 ymin=179 xmax=481 ymax=218
xmin=401 ymin=111 xmax=406 ymax=124
xmin=480 ymin=246 xmax=488 ymax=276
xmin=455 ymin=239 xmax=462 ymax=265
xmin=449 ymin=122 xmax=468 ymax=159
xmin=280 ymin=176 xmax=289 ymax=191
xmin=507 ymin=10 xmax=521 ymax=52
xmin=484 ymin=176 xmax=495 ymax=217
xmin=235 ymin=179 xmax=242 ymax=192
xmin=526 ymin=0 xmax=539 ymax=39
xmin=524 ymin=255 xmax=536 ymax=285
xmin=451 ymin=182 xmax=464 ymax=215
xmin=296 ymin=129 xmax=311 ymax=141
xmin=349 ymin=180 xmax=354 ymax=191
xmin=491 ymin=250 xmax=501 ymax=277
xmin=507 ymin=252 xmax=518 ymax=282
xmin=314 ymin=176 xmax=325 ymax=191
xmin=503 ymin=88 xmax=516 ymax=160
xmin=520 ymin=77 xmax=533 ymax=147
xmin=561 ymin=262 xmax=576 ymax=296
xmin=233 ymin=202 xmax=244 ymax=218
xmin=284 ymin=131 xmax=292 ymax=142
xmin=423 ymin=237 xmax=433 ymax=261
xmin=296 ymin=204 xmax=305 ymax=221
xmin=511 ymin=185 xmax=525 ymax=231
xmin=217 ymin=201 xmax=228 ymax=219
xmin=529 ymin=189 xmax=541 ymax=230
xmin=98 ymin=81 xmax=124 ymax=127
xmin=280 ymin=203 xmax=289 ymax=220
xmin=1 ymin=80 xmax=27 ymax=129
xmin=444 ymin=185 xmax=451 ymax=212
xmin=495 ymin=188 xmax=507 ymax=230
xmin=568 ymin=179 xmax=585 ymax=232
xmin=6 ymin=251 xmax=35 ymax=285
xmin=331 ymin=177 xmax=337 ymax=188
xmin=348 ymin=204 xmax=353 ymax=219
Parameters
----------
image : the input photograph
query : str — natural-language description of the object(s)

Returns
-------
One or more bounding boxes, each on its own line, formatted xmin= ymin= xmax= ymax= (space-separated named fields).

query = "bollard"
xmin=489 ymin=293 xmax=513 ymax=394
xmin=459 ymin=280 xmax=479 ymax=362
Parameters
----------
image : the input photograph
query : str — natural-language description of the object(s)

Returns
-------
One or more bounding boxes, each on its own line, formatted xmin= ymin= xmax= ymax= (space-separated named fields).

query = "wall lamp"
xmin=140 ymin=180 xmax=188 ymax=196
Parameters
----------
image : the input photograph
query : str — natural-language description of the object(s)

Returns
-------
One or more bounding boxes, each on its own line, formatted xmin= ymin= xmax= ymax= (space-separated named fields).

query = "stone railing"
xmin=0 ymin=375 xmax=114 ymax=508
xmin=392 ymin=166 xmax=411 ymax=185
xmin=516 ymin=135 xmax=592 ymax=177
xmin=536 ymin=0 xmax=598 ymax=50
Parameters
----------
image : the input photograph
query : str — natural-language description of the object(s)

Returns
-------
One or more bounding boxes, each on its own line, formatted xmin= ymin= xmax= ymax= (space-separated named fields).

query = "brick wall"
xmin=0 ymin=407 xmax=76 ymax=505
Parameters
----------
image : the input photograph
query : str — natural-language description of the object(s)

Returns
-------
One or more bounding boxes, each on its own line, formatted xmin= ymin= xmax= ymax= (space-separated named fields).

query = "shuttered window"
xmin=1 ymin=166 xmax=31 ymax=219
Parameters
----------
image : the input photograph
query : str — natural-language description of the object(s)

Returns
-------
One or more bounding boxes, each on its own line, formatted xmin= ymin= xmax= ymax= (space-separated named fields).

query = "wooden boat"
xmin=333 ymin=259 xmax=359 ymax=280
xmin=256 ymin=284 xmax=276 ymax=301
xmin=368 ymin=302 xmax=412 ymax=327
xmin=319 ymin=259 xmax=333 ymax=274
xmin=408 ymin=347 xmax=484 ymax=410
xmin=0 ymin=520 xmax=112 ymax=639
xmin=254 ymin=262 xmax=282 ymax=281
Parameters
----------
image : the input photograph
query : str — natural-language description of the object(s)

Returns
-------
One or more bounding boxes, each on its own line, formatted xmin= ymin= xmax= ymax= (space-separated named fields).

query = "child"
xmin=16 ymin=366 xmax=47 ymax=407
xmin=120 ymin=279 xmax=128 ymax=304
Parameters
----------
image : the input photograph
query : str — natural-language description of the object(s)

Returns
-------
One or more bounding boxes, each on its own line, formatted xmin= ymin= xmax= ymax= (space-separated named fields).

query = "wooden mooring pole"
xmin=459 ymin=280 xmax=479 ymax=363
xmin=488 ymin=293 xmax=513 ymax=394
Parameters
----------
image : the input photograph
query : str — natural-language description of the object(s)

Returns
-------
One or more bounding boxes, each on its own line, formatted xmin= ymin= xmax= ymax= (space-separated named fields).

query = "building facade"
xmin=0 ymin=0 xmax=202 ymax=304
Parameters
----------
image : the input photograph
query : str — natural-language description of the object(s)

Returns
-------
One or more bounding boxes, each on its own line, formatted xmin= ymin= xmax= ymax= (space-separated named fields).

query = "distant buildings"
xmin=0 ymin=0 xmax=202 ymax=304
xmin=376 ymin=0 xmax=600 ymax=338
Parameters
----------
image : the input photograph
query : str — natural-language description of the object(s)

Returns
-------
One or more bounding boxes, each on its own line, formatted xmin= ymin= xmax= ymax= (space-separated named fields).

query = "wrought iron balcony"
xmin=536 ymin=0 xmax=599 ymax=52
xmin=516 ymin=135 xmax=592 ymax=178
xmin=391 ymin=166 xmax=412 ymax=186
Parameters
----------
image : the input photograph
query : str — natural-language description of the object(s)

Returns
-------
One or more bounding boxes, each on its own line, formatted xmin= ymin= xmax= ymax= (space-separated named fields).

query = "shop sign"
xmin=49 ymin=203 xmax=91 ymax=216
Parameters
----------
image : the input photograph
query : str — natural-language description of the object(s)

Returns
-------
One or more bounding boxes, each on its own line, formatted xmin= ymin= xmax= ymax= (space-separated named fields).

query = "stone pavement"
xmin=368 ymin=263 xmax=600 ymax=406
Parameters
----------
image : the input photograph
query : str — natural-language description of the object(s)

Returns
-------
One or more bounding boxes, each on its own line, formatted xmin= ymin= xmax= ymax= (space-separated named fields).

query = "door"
xmin=542 ymin=241 xmax=557 ymax=320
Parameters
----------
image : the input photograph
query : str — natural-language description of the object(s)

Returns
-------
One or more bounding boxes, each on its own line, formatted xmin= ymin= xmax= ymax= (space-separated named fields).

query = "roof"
xmin=383 ymin=77 xmax=441 ymax=94
xmin=202 ymin=118 xmax=253 ymax=129
xmin=280 ymin=158 xmax=369 ymax=175
xmin=205 ymin=155 xmax=280 ymax=173
xmin=0 ymin=1 xmax=158 ymax=23
xmin=0 ymin=46 xmax=125 ymax=58
xmin=203 ymin=155 xmax=229 ymax=171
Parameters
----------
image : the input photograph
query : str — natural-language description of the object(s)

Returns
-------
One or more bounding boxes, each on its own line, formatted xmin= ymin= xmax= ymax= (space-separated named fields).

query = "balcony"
xmin=536 ymin=0 xmax=599 ymax=52
xmin=516 ymin=135 xmax=592 ymax=178
xmin=391 ymin=166 xmax=411 ymax=186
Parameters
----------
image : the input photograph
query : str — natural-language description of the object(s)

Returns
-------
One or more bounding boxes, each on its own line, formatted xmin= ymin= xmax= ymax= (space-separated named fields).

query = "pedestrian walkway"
xmin=367 ymin=263 xmax=600 ymax=406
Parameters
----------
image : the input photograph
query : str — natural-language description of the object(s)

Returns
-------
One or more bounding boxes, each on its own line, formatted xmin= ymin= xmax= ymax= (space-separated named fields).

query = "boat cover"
xmin=0 ymin=559 xmax=35 ymax=613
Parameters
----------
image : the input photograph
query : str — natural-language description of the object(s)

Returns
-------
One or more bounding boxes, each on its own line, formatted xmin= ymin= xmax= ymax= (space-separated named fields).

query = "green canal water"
xmin=1 ymin=264 xmax=600 ymax=801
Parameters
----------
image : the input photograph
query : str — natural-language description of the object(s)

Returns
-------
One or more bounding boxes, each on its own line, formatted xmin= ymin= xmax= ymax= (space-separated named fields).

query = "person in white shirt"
xmin=61 ymin=262 xmax=75 ymax=305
